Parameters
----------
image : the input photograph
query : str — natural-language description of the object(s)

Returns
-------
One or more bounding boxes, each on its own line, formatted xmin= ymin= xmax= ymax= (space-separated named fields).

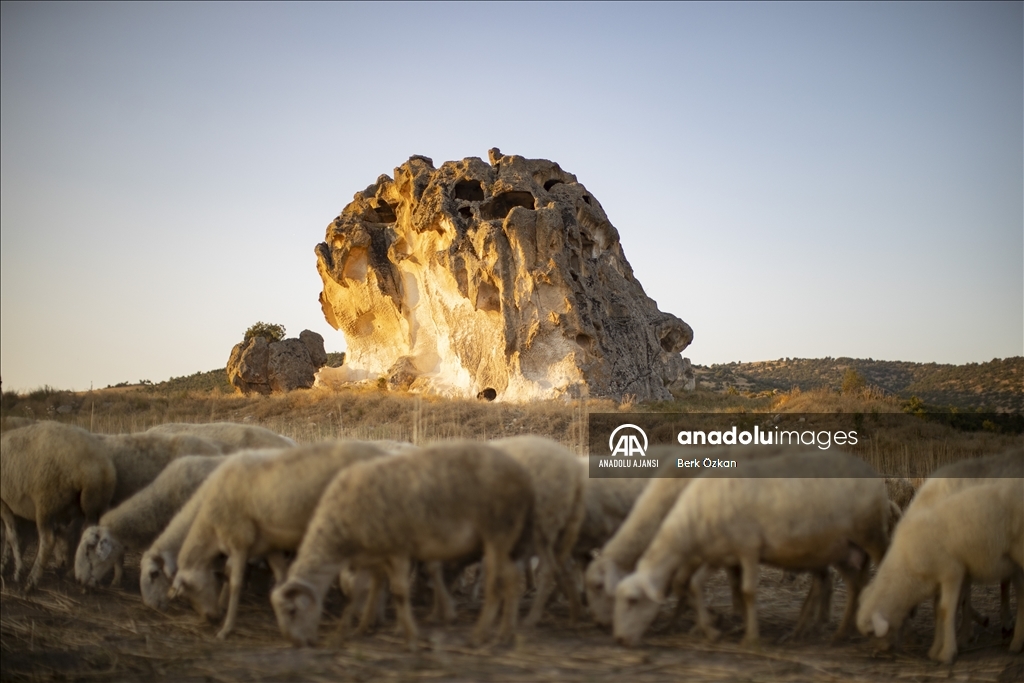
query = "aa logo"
xmin=609 ymin=424 xmax=648 ymax=457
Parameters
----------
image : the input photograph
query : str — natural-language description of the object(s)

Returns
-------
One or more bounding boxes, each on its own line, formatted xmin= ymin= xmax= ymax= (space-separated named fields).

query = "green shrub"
xmin=244 ymin=321 xmax=286 ymax=343
xmin=841 ymin=368 xmax=866 ymax=394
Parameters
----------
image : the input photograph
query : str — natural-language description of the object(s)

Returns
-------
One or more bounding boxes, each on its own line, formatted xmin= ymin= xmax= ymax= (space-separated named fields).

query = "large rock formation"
xmin=315 ymin=149 xmax=693 ymax=401
xmin=227 ymin=330 xmax=327 ymax=394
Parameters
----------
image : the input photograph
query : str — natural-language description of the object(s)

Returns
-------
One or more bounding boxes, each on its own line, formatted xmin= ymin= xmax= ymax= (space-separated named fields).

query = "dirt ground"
xmin=2 ymin=550 xmax=1020 ymax=683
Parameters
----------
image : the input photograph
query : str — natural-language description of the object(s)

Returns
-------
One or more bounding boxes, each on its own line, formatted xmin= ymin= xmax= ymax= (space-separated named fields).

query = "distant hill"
xmin=117 ymin=352 xmax=348 ymax=395
xmin=694 ymin=357 xmax=1023 ymax=412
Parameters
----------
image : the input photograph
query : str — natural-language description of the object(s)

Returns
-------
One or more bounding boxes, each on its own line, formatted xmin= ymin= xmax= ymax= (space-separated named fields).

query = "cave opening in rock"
xmin=581 ymin=195 xmax=592 ymax=205
xmin=453 ymin=179 xmax=485 ymax=202
xmin=575 ymin=334 xmax=594 ymax=353
xmin=458 ymin=206 xmax=474 ymax=220
xmin=581 ymin=235 xmax=596 ymax=257
xmin=543 ymin=179 xmax=564 ymax=191
xmin=369 ymin=201 xmax=397 ymax=223
xmin=480 ymin=191 xmax=536 ymax=220
xmin=477 ymin=387 xmax=497 ymax=401
xmin=475 ymin=280 xmax=501 ymax=312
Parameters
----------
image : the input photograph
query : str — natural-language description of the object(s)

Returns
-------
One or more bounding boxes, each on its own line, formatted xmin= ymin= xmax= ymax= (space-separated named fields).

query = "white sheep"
xmin=169 ymin=440 xmax=387 ymax=639
xmin=100 ymin=432 xmax=224 ymax=506
xmin=1 ymin=422 xmax=117 ymax=588
xmin=146 ymin=422 xmax=296 ymax=451
xmin=271 ymin=441 xmax=534 ymax=650
xmin=75 ymin=455 xmax=227 ymax=587
xmin=856 ymin=477 xmax=1024 ymax=663
xmin=585 ymin=444 xmax=801 ymax=630
xmin=490 ymin=435 xmax=586 ymax=626
xmin=613 ymin=450 xmax=890 ymax=647
xmin=904 ymin=449 xmax=1023 ymax=643
xmin=140 ymin=477 xmax=215 ymax=612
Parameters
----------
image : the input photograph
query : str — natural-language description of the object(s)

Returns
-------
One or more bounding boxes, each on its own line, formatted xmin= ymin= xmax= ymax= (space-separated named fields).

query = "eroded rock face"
xmin=315 ymin=149 xmax=693 ymax=401
xmin=227 ymin=330 xmax=326 ymax=394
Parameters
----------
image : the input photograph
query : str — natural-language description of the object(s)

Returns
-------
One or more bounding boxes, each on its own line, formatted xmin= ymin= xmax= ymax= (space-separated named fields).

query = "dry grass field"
xmin=2 ymin=384 xmax=1022 ymax=682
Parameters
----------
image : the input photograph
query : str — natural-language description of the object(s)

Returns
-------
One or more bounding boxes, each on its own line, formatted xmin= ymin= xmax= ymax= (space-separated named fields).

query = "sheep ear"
xmin=871 ymin=611 xmax=889 ymax=637
xmin=161 ymin=553 xmax=177 ymax=578
xmin=639 ymin=574 xmax=665 ymax=604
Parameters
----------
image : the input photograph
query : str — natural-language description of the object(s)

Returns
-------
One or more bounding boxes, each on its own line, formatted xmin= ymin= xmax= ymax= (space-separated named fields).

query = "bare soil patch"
xmin=2 ymin=550 xmax=1019 ymax=683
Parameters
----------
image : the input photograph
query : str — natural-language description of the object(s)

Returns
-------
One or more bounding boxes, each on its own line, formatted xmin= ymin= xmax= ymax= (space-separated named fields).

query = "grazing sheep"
xmin=491 ymin=435 xmax=586 ymax=626
xmin=99 ymin=432 xmax=224 ymax=506
xmin=585 ymin=444 xmax=798 ymax=630
xmin=574 ymin=473 xmax=648 ymax=559
xmin=889 ymin=449 xmax=1023 ymax=645
xmin=271 ymin=441 xmax=534 ymax=650
xmin=908 ymin=449 xmax=1023 ymax=515
xmin=170 ymin=441 xmax=387 ymax=639
xmin=613 ymin=451 xmax=890 ymax=647
xmin=856 ymin=478 xmax=1024 ymax=663
xmin=1 ymin=422 xmax=117 ymax=588
xmin=75 ymin=455 xmax=227 ymax=587
xmin=140 ymin=479 xmax=215 ymax=612
xmin=146 ymin=422 xmax=296 ymax=451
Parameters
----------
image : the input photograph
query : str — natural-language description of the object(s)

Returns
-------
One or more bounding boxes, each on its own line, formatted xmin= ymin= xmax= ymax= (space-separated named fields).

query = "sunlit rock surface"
xmin=227 ymin=330 xmax=326 ymax=394
xmin=315 ymin=149 xmax=693 ymax=401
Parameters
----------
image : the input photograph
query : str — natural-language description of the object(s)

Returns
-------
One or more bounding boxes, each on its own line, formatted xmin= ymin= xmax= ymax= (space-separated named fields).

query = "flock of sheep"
xmin=1 ymin=420 xmax=1021 ymax=666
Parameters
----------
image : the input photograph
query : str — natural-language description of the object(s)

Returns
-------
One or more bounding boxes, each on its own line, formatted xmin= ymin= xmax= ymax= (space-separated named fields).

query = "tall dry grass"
xmin=1 ymin=384 xmax=1017 ymax=477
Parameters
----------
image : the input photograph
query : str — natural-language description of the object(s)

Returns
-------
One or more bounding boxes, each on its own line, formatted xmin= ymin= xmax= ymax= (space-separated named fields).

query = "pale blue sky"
xmin=2 ymin=2 xmax=1021 ymax=392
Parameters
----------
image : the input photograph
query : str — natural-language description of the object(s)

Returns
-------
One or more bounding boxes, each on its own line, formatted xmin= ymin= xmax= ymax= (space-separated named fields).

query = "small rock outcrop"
xmin=227 ymin=330 xmax=326 ymax=394
xmin=315 ymin=149 xmax=693 ymax=401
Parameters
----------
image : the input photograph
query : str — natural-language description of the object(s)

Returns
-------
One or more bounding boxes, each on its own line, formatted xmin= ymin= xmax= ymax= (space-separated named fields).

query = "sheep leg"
xmin=0 ymin=501 xmax=24 ymax=581
xmin=817 ymin=569 xmax=834 ymax=628
xmin=689 ymin=565 xmax=721 ymax=641
xmin=216 ymin=550 xmax=248 ymax=640
xmin=1010 ymin=570 xmax=1024 ymax=653
xmin=497 ymin=547 xmax=521 ymax=644
xmin=931 ymin=572 xmax=963 ymax=664
xmin=727 ymin=565 xmax=744 ymax=616
xmin=356 ymin=569 xmax=385 ymax=634
xmin=385 ymin=555 xmax=417 ymax=651
xmin=832 ymin=561 xmax=869 ymax=642
xmin=333 ymin=573 xmax=363 ymax=642
xmin=553 ymin=554 xmax=581 ymax=624
xmin=265 ymin=551 xmax=290 ymax=587
xmin=669 ymin=568 xmax=691 ymax=628
xmin=738 ymin=555 xmax=760 ymax=648
xmin=524 ymin=543 xmax=558 ymax=628
xmin=956 ymin=575 xmax=975 ymax=645
xmin=1001 ymin=578 xmax=1015 ymax=635
xmin=789 ymin=569 xmax=827 ymax=640
xmin=474 ymin=540 xmax=520 ymax=646
xmin=111 ymin=555 xmax=123 ymax=587
xmin=426 ymin=561 xmax=456 ymax=624
xmin=26 ymin=513 xmax=57 ymax=590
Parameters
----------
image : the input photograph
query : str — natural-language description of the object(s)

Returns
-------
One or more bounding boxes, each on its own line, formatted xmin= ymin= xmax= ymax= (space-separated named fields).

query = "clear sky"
xmin=2 ymin=2 xmax=1021 ymax=392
